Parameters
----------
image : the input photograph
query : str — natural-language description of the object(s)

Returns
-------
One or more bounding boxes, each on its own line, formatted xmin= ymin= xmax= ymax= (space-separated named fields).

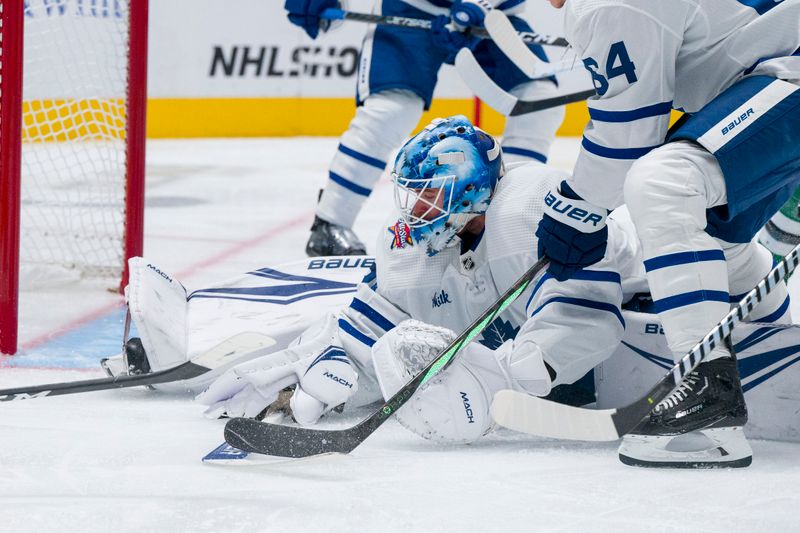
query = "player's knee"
xmin=624 ymin=156 xmax=663 ymax=217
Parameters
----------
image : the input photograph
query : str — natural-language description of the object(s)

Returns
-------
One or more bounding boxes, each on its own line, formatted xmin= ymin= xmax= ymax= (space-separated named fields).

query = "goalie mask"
xmin=392 ymin=115 xmax=504 ymax=256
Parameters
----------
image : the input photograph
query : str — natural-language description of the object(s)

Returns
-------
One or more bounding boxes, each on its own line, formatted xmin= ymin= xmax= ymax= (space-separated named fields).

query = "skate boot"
xmin=100 ymin=337 xmax=151 ymax=377
xmin=305 ymin=216 xmax=367 ymax=257
xmin=618 ymin=356 xmax=752 ymax=468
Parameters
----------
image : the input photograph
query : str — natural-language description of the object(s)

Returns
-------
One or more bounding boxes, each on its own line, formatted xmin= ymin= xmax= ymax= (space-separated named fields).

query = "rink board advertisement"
xmin=144 ymin=0 xmax=595 ymax=137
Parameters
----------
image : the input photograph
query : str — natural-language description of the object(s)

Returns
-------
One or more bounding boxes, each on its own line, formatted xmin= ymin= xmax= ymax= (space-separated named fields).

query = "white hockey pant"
xmin=501 ymin=80 xmax=564 ymax=164
xmin=624 ymin=141 xmax=790 ymax=362
xmin=316 ymin=90 xmax=424 ymax=228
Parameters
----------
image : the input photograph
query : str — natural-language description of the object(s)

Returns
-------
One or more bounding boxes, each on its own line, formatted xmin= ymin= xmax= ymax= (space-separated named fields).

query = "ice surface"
xmin=2 ymin=138 xmax=799 ymax=532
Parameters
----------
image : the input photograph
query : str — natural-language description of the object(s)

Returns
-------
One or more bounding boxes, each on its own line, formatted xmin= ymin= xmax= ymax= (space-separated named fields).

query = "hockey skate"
xmin=618 ymin=356 xmax=752 ymax=469
xmin=305 ymin=216 xmax=367 ymax=257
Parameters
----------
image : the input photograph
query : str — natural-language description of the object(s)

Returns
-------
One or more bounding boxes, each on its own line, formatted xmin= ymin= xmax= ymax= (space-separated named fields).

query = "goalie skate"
xmin=305 ymin=216 xmax=367 ymax=256
xmin=618 ymin=357 xmax=752 ymax=469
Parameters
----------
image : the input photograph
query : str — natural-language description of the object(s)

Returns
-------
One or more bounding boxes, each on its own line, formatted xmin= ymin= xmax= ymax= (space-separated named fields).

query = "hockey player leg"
xmin=757 ymin=185 xmax=800 ymax=261
xmin=501 ymin=80 xmax=564 ymax=165
xmin=724 ymin=240 xmax=791 ymax=324
xmin=622 ymin=142 xmax=751 ymax=468
xmin=308 ymin=90 xmax=424 ymax=256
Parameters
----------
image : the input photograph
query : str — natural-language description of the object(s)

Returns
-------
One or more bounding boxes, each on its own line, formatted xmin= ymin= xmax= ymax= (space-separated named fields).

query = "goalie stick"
xmin=0 ymin=332 xmax=274 ymax=401
xmin=320 ymin=8 xmax=570 ymax=47
xmin=491 ymin=242 xmax=800 ymax=442
xmin=454 ymin=48 xmax=595 ymax=116
xmin=223 ymin=257 xmax=550 ymax=458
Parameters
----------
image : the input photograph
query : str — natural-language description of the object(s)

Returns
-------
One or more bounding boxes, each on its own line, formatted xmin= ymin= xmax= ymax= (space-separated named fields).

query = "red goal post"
xmin=0 ymin=0 xmax=148 ymax=355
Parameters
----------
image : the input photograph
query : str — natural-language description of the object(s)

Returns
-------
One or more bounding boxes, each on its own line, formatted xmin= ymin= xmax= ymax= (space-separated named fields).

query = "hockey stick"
xmin=0 ymin=332 xmax=275 ymax=401
xmin=320 ymin=8 xmax=570 ymax=47
xmin=483 ymin=10 xmax=572 ymax=78
xmin=223 ymin=257 xmax=550 ymax=458
xmin=491 ymin=242 xmax=800 ymax=442
xmin=455 ymin=48 xmax=595 ymax=116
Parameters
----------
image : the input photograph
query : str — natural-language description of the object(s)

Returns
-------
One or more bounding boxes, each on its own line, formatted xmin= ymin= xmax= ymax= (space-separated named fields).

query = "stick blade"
xmin=224 ymin=417 xmax=360 ymax=458
xmin=484 ymin=10 xmax=540 ymax=77
xmin=454 ymin=48 xmax=517 ymax=115
xmin=490 ymin=390 xmax=622 ymax=442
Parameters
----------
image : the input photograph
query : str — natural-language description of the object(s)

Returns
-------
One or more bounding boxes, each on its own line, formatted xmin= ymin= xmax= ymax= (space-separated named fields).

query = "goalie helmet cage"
xmin=0 ymin=0 xmax=148 ymax=355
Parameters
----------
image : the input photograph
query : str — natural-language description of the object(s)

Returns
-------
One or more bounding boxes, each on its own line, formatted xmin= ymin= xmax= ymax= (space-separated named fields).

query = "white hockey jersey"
xmin=338 ymin=162 xmax=646 ymax=388
xmin=563 ymin=0 xmax=800 ymax=208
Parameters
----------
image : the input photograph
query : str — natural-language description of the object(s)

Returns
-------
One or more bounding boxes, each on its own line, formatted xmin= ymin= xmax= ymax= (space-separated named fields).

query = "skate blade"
xmin=618 ymin=427 xmax=753 ymax=469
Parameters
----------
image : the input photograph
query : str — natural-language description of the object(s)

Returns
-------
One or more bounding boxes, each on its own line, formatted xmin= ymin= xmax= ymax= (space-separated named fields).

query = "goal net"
xmin=0 ymin=0 xmax=148 ymax=354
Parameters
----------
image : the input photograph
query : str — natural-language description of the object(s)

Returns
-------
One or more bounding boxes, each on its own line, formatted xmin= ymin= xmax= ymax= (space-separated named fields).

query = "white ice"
xmin=2 ymin=138 xmax=799 ymax=532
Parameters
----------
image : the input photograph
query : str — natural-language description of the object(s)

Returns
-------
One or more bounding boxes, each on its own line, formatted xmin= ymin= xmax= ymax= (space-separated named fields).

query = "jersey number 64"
xmin=582 ymin=41 xmax=637 ymax=96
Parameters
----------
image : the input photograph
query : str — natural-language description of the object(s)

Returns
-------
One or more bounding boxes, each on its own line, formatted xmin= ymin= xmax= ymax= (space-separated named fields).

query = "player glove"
xmin=536 ymin=180 xmax=608 ymax=281
xmin=450 ymin=0 xmax=492 ymax=30
xmin=284 ymin=0 xmax=339 ymax=40
xmin=430 ymin=15 xmax=479 ymax=63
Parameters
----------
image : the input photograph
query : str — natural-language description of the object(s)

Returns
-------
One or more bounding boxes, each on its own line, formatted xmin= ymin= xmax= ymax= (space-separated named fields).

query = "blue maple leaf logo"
xmin=479 ymin=317 xmax=520 ymax=350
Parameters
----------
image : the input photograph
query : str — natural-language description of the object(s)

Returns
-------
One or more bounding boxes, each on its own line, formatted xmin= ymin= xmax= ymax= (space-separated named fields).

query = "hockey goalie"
xmin=106 ymin=117 xmax=800 ymax=468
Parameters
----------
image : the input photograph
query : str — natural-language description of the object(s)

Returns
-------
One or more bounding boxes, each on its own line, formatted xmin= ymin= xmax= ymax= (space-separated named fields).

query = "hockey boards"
xmin=0 ymin=332 xmax=273 ymax=402
xmin=491 ymin=244 xmax=800 ymax=442
xmin=223 ymin=257 xmax=550 ymax=458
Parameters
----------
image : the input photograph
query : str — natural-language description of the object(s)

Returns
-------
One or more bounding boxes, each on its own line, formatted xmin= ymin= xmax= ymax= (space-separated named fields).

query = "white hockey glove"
xmin=196 ymin=314 xmax=358 ymax=425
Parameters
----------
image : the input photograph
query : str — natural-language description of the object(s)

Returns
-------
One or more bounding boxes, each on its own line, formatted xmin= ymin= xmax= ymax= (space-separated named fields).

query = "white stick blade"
xmin=484 ymin=10 xmax=540 ymax=77
xmin=491 ymin=390 xmax=622 ymax=442
xmin=454 ymin=48 xmax=517 ymax=115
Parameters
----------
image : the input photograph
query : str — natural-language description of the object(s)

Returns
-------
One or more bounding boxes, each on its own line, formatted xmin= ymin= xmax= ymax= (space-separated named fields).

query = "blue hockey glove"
xmin=284 ymin=0 xmax=339 ymax=39
xmin=431 ymin=15 xmax=479 ymax=62
xmin=536 ymin=181 xmax=608 ymax=281
xmin=451 ymin=0 xmax=491 ymax=30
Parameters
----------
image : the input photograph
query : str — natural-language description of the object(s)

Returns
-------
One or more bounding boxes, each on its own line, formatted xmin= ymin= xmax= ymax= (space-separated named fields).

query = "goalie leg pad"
xmin=125 ymin=258 xmax=188 ymax=372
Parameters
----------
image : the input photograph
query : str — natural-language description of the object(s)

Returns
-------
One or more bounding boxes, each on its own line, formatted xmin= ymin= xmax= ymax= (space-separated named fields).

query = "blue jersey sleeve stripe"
xmin=338 ymin=144 xmax=386 ymax=170
xmin=753 ymin=295 xmax=790 ymax=323
xmin=644 ymin=249 xmax=726 ymax=272
xmin=530 ymin=296 xmax=625 ymax=327
xmin=329 ymin=171 xmax=372 ymax=197
xmin=502 ymin=146 xmax=548 ymax=163
xmin=588 ymin=101 xmax=673 ymax=123
xmin=524 ymin=270 xmax=620 ymax=310
xmin=349 ymin=298 xmax=395 ymax=332
xmin=570 ymin=270 xmax=622 ymax=283
xmin=653 ymin=290 xmax=729 ymax=313
xmin=338 ymin=318 xmax=376 ymax=348
xmin=525 ymin=272 xmax=553 ymax=310
xmin=581 ymin=137 xmax=661 ymax=160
